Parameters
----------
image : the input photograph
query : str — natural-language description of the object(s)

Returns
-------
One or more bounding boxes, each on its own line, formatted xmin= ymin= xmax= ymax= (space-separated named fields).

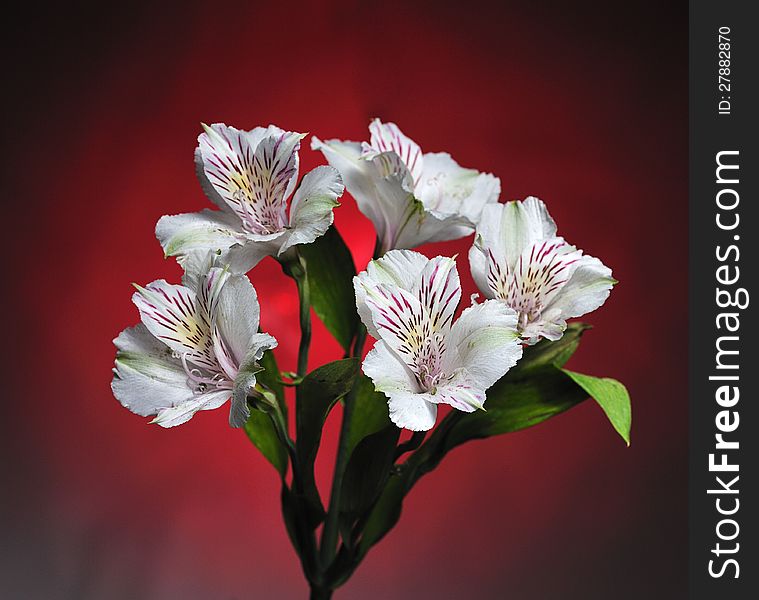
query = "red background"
xmin=3 ymin=1 xmax=687 ymax=598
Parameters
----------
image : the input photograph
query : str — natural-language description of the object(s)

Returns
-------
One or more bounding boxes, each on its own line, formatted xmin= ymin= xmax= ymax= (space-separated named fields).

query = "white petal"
xmin=361 ymin=119 xmax=425 ymax=186
xmin=413 ymin=255 xmax=460 ymax=334
xmin=230 ymin=236 xmax=286 ymax=273
xmin=363 ymin=341 xmax=437 ymax=431
xmin=361 ymin=282 xmax=427 ymax=371
xmin=543 ymin=254 xmax=615 ymax=321
xmin=416 ymin=152 xmax=500 ymax=224
xmin=152 ymin=390 xmax=230 ymax=428
xmin=311 ymin=136 xmax=417 ymax=251
xmin=354 ymin=249 xmax=429 ymax=338
xmin=468 ymin=236 xmax=495 ymax=300
xmin=444 ymin=300 xmax=522 ymax=390
xmin=213 ymin=274 xmax=262 ymax=366
xmin=429 ymin=370 xmax=486 ymax=413
xmin=198 ymin=123 xmax=303 ymax=234
xmin=131 ymin=280 xmax=215 ymax=366
xmin=278 ymin=165 xmax=344 ymax=255
xmin=194 ymin=147 xmax=237 ymax=215
xmin=111 ymin=324 xmax=194 ymax=417
xmin=228 ymin=333 xmax=279 ymax=428
xmin=156 ymin=209 xmax=243 ymax=260
xmin=479 ymin=198 xmax=557 ymax=271
xmin=392 ymin=210 xmax=470 ymax=249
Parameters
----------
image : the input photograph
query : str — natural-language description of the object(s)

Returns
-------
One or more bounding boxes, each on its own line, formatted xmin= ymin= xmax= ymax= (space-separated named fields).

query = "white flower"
xmin=354 ymin=250 xmax=522 ymax=431
xmin=469 ymin=197 xmax=616 ymax=345
xmin=157 ymin=123 xmax=345 ymax=273
xmin=111 ymin=252 xmax=277 ymax=428
xmin=312 ymin=119 xmax=500 ymax=252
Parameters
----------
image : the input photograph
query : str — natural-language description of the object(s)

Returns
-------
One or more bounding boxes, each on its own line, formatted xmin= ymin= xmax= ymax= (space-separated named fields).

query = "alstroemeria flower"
xmin=157 ymin=123 xmax=345 ymax=273
xmin=312 ymin=119 xmax=500 ymax=253
xmin=469 ymin=197 xmax=616 ymax=345
xmin=111 ymin=252 xmax=277 ymax=428
xmin=354 ymin=250 xmax=523 ymax=431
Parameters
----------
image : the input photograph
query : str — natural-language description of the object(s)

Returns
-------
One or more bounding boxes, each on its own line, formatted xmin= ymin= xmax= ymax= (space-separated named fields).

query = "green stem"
xmin=319 ymin=383 xmax=356 ymax=569
xmin=268 ymin=403 xmax=321 ymax=582
xmin=309 ymin=584 xmax=333 ymax=600
xmin=393 ymin=430 xmax=425 ymax=461
xmin=281 ymin=251 xmax=312 ymax=378
xmin=295 ymin=272 xmax=312 ymax=378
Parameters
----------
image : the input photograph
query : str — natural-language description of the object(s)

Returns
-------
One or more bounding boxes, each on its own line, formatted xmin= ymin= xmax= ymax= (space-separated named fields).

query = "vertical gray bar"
xmin=690 ymin=1 xmax=757 ymax=598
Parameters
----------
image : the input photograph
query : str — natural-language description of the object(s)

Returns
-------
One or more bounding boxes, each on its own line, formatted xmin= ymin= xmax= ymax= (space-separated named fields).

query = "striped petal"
xmin=132 ymin=280 xmax=216 ymax=369
xmin=361 ymin=119 xmax=424 ymax=187
xmin=354 ymin=249 xmax=429 ymax=339
xmin=546 ymin=254 xmax=615 ymax=320
xmin=198 ymin=123 xmax=304 ymax=235
xmin=413 ymin=256 xmax=460 ymax=334
xmin=479 ymin=198 xmax=558 ymax=272
xmin=362 ymin=282 xmax=428 ymax=373
xmin=312 ymin=135 xmax=418 ymax=252
xmin=470 ymin=197 xmax=615 ymax=343
xmin=503 ymin=238 xmax=584 ymax=336
xmin=363 ymin=340 xmax=437 ymax=431
xmin=428 ymin=370 xmax=486 ymax=412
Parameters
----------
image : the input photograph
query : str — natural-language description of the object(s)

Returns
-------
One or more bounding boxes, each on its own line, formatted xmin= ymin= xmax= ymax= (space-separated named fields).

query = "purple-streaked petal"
xmin=413 ymin=256 xmax=460 ymax=334
xmin=354 ymin=249 xmax=430 ymax=339
xmin=131 ymin=279 xmax=216 ymax=369
xmin=363 ymin=340 xmax=437 ymax=431
xmin=198 ymin=123 xmax=303 ymax=235
xmin=361 ymin=119 xmax=424 ymax=187
xmin=444 ymin=300 xmax=522 ymax=390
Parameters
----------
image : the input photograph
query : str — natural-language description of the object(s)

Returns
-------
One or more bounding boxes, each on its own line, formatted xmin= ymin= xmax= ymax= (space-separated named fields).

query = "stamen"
xmin=180 ymin=353 xmax=233 ymax=394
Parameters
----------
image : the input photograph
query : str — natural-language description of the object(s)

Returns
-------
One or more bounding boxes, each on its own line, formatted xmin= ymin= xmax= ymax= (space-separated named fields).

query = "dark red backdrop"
xmin=3 ymin=1 xmax=687 ymax=598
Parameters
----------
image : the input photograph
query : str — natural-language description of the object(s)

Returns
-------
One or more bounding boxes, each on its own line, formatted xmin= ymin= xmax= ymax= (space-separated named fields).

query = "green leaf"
xmin=562 ymin=369 xmax=632 ymax=445
xmin=242 ymin=350 xmax=288 ymax=477
xmin=256 ymin=348 xmax=286 ymax=417
xmin=506 ymin=322 xmax=590 ymax=379
xmin=296 ymin=358 xmax=360 ymax=523
xmin=345 ymin=374 xmax=392 ymax=457
xmin=340 ymin=425 xmax=400 ymax=524
xmin=356 ymin=472 xmax=405 ymax=558
xmin=280 ymin=484 xmax=318 ymax=581
xmin=299 ymin=225 xmax=359 ymax=351
xmin=443 ymin=367 xmax=590 ymax=451
xmin=244 ymin=410 xmax=288 ymax=477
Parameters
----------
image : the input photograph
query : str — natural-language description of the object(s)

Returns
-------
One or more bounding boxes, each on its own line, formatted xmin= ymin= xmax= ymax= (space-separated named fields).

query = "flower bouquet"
xmin=112 ymin=119 xmax=630 ymax=599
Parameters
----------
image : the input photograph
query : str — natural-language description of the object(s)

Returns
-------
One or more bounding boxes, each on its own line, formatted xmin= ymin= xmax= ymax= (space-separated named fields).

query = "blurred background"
xmin=2 ymin=1 xmax=686 ymax=598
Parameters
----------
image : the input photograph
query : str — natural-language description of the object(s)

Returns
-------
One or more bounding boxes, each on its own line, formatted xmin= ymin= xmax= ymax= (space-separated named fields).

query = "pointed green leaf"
xmin=444 ymin=367 xmax=588 ymax=450
xmin=299 ymin=225 xmax=359 ymax=351
xmin=256 ymin=348 xmax=286 ymax=416
xmin=244 ymin=410 xmax=288 ymax=477
xmin=296 ymin=358 xmax=360 ymax=524
xmin=356 ymin=472 xmax=405 ymax=558
xmin=242 ymin=350 xmax=288 ymax=477
xmin=341 ymin=425 xmax=400 ymax=522
xmin=562 ymin=369 xmax=632 ymax=445
xmin=506 ymin=322 xmax=590 ymax=380
xmin=345 ymin=374 xmax=392 ymax=457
